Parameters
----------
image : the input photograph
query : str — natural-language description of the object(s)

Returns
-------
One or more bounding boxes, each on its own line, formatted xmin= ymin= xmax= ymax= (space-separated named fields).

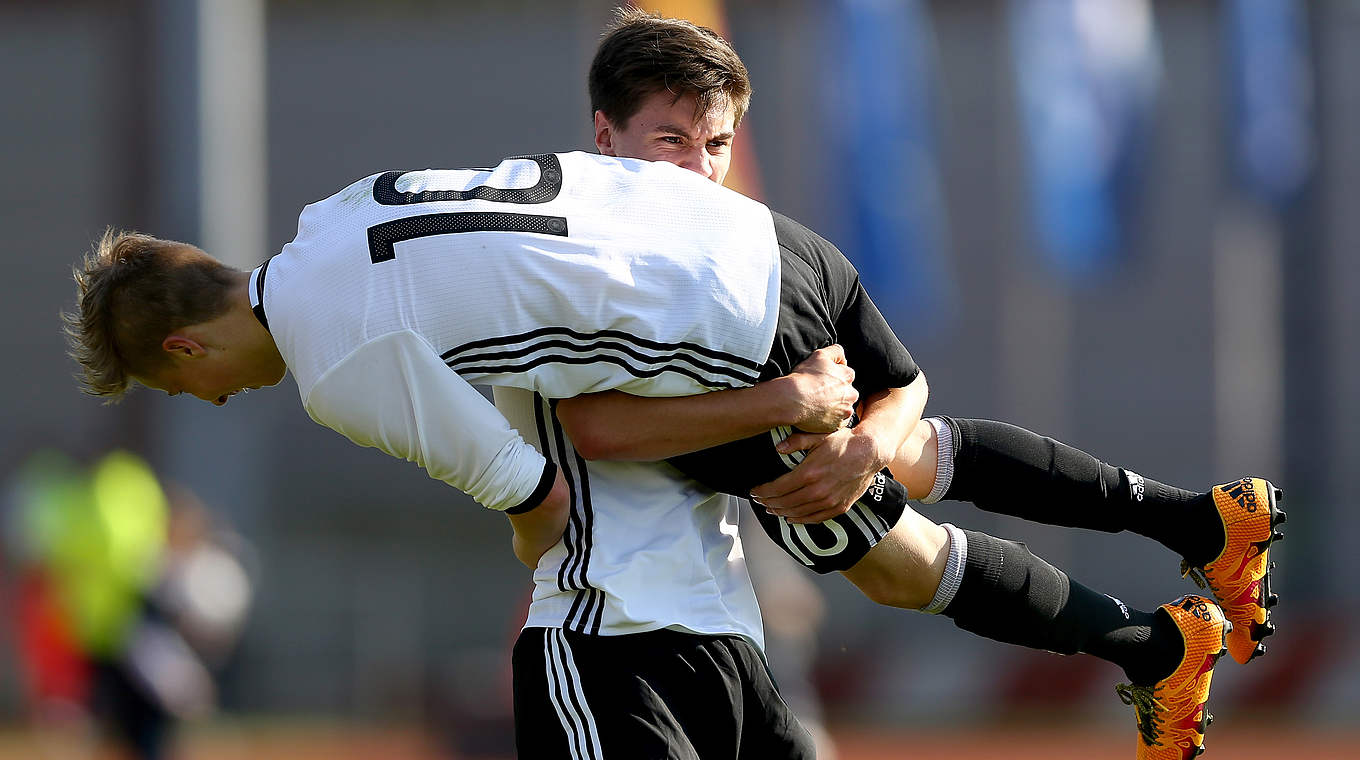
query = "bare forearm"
xmin=507 ymin=471 xmax=570 ymax=567
xmin=556 ymin=381 xmax=801 ymax=461
xmin=557 ymin=344 xmax=859 ymax=462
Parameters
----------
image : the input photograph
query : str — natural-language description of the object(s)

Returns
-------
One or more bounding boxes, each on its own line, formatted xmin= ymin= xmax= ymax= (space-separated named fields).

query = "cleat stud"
xmin=1255 ymin=642 xmax=1267 ymax=657
xmin=1266 ymin=593 xmax=1280 ymax=608
xmin=1274 ymin=508 xmax=1287 ymax=525
xmin=1273 ymin=530 xmax=1286 ymax=542
xmin=1270 ymin=561 xmax=1278 ymax=570
xmin=1273 ymin=487 xmax=1284 ymax=501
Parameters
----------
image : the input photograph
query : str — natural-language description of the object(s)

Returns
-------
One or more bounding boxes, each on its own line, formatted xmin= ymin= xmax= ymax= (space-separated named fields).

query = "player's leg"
xmin=895 ymin=415 xmax=1285 ymax=663
xmin=512 ymin=627 xmax=815 ymax=760
xmin=842 ymin=511 xmax=1230 ymax=759
xmin=672 ymin=422 xmax=1184 ymax=683
xmin=907 ymin=417 xmax=1209 ymax=546
xmin=842 ymin=510 xmax=1172 ymax=682
xmin=674 ymin=424 xmax=1230 ymax=756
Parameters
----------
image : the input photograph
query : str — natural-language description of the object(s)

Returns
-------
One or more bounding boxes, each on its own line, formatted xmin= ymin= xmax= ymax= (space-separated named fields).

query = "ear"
xmin=162 ymin=334 xmax=206 ymax=359
xmin=593 ymin=110 xmax=617 ymax=156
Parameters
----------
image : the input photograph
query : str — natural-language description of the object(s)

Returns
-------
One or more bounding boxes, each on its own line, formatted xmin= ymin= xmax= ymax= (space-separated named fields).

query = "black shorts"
xmin=667 ymin=425 xmax=908 ymax=574
xmin=512 ymin=627 xmax=814 ymax=760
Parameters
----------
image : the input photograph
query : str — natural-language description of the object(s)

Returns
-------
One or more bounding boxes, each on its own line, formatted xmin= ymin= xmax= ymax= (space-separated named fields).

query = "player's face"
xmin=136 ymin=355 xmax=270 ymax=407
xmin=595 ymin=91 xmax=736 ymax=185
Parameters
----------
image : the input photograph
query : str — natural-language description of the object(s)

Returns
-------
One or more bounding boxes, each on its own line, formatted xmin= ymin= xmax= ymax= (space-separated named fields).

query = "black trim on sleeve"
xmin=505 ymin=460 xmax=558 ymax=515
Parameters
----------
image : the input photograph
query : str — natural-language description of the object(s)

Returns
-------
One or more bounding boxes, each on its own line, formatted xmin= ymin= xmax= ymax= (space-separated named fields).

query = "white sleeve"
xmin=302 ymin=330 xmax=552 ymax=512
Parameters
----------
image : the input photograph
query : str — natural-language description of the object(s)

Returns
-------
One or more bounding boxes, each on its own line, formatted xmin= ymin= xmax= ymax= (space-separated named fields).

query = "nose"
xmin=678 ymin=147 xmax=715 ymax=180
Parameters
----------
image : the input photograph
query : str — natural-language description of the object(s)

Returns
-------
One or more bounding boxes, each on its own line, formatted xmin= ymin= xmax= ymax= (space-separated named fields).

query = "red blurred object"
xmin=14 ymin=569 xmax=90 ymax=708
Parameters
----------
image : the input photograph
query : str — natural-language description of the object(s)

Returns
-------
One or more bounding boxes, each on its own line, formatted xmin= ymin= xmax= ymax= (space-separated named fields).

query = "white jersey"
xmin=254 ymin=151 xmax=781 ymax=512
xmin=495 ymin=386 xmax=762 ymax=646
xmin=253 ymin=152 xmax=776 ymax=645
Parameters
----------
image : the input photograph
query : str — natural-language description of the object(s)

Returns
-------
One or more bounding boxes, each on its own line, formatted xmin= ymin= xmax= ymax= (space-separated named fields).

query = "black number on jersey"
xmin=372 ymin=153 xmax=564 ymax=206
xmin=368 ymin=153 xmax=567 ymax=264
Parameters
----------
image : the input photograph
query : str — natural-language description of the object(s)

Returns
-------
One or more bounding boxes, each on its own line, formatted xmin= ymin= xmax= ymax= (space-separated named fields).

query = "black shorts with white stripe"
xmin=667 ymin=426 xmax=910 ymax=574
xmin=512 ymin=627 xmax=814 ymax=760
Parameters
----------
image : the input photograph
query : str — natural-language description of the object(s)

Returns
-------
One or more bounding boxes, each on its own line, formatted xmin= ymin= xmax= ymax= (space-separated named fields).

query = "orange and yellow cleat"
xmin=1182 ymin=477 xmax=1285 ymax=664
xmin=1118 ymin=595 xmax=1229 ymax=760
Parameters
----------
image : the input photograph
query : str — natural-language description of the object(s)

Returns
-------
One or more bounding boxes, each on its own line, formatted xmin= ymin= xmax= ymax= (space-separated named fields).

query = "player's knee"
xmin=890 ymin=418 xmax=938 ymax=499
xmin=842 ymin=553 xmax=937 ymax=610
xmin=855 ymin=575 xmax=934 ymax=610
xmin=841 ymin=517 xmax=949 ymax=610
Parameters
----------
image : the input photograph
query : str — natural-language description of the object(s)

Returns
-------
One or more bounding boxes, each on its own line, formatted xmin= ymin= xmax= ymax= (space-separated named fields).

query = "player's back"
xmin=261 ymin=152 xmax=782 ymax=405
xmin=494 ymin=385 xmax=763 ymax=647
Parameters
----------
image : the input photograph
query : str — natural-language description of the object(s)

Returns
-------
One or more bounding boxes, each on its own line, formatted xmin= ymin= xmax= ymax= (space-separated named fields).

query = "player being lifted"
xmin=563 ymin=9 xmax=1284 ymax=760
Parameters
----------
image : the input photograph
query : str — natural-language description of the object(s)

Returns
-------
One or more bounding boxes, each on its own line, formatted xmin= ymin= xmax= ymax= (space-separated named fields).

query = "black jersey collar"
xmin=249 ymin=257 xmax=272 ymax=332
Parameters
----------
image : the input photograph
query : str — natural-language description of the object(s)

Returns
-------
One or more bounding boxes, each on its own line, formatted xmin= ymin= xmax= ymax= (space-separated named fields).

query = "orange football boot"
xmin=1117 ymin=595 xmax=1229 ymax=760
xmin=1181 ymin=477 xmax=1285 ymax=664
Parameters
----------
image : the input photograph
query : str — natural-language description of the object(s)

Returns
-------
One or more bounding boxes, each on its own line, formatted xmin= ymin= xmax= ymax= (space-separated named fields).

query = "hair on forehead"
xmin=589 ymin=5 xmax=751 ymax=129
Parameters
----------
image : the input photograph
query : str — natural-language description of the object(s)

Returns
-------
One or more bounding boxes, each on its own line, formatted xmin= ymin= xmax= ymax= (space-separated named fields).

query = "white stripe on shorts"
xmin=848 ymin=502 xmax=890 ymax=541
xmin=544 ymin=628 xmax=604 ymax=759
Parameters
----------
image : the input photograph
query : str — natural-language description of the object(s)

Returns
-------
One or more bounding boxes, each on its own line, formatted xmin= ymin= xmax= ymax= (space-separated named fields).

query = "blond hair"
xmin=589 ymin=6 xmax=752 ymax=128
xmin=63 ymin=229 xmax=237 ymax=400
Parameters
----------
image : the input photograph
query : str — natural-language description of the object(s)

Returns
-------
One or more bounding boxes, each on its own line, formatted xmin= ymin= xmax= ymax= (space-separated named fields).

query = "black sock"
xmin=941 ymin=529 xmax=1184 ymax=685
xmin=940 ymin=418 xmax=1224 ymax=563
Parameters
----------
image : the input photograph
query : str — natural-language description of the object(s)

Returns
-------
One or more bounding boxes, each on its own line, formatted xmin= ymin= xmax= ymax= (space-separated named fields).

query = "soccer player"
xmin=559 ymin=9 xmax=1286 ymax=759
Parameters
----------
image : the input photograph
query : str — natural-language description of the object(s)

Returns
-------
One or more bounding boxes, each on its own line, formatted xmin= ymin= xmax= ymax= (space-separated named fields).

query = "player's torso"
xmin=264 ymin=152 xmax=782 ymax=401
xmin=493 ymin=386 xmax=765 ymax=646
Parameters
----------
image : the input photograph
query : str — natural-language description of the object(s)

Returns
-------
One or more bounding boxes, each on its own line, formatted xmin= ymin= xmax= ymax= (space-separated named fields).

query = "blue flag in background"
xmin=1225 ymin=0 xmax=1314 ymax=210
xmin=822 ymin=0 xmax=953 ymax=335
xmin=1009 ymin=0 xmax=1161 ymax=282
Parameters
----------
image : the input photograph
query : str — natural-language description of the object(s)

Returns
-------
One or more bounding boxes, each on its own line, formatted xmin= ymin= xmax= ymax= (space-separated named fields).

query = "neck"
xmin=229 ymin=272 xmax=288 ymax=384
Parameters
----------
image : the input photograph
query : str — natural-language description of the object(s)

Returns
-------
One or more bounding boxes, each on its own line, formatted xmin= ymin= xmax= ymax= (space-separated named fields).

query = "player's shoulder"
xmin=770 ymin=211 xmax=853 ymax=272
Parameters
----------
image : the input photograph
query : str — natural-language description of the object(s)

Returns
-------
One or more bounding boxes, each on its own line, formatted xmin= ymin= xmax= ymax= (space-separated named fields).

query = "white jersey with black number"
xmin=254 ymin=152 xmax=781 ymax=513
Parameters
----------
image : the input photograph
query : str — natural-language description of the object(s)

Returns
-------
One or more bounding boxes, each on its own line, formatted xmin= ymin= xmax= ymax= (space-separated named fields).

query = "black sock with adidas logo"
xmin=942 ymin=529 xmax=1185 ymax=685
xmin=939 ymin=418 xmax=1222 ymax=564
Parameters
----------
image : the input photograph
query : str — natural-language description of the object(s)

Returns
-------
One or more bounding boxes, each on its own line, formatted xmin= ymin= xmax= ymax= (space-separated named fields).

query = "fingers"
xmin=784 ymin=505 xmax=856 ymax=524
xmin=749 ymin=488 xmax=856 ymax=524
xmin=750 ymin=473 xmax=856 ymax=523
xmin=796 ymin=344 xmax=851 ymax=374
xmin=775 ymin=431 xmax=828 ymax=455
xmin=816 ymin=343 xmax=847 ymax=365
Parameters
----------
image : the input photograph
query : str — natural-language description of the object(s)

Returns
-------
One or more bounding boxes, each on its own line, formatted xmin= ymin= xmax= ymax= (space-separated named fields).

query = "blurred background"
xmin=2 ymin=0 xmax=1358 ymax=757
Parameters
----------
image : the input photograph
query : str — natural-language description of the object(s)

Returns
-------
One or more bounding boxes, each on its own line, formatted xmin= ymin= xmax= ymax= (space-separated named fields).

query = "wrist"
xmin=849 ymin=419 xmax=895 ymax=471
xmin=753 ymin=375 xmax=801 ymax=429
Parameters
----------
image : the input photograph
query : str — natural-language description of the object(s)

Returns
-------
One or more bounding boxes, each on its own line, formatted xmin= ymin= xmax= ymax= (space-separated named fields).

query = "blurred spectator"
xmin=5 ymin=450 xmax=253 ymax=760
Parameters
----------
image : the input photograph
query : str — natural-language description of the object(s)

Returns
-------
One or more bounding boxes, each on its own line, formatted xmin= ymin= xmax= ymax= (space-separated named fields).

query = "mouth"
xmin=214 ymin=386 xmax=259 ymax=406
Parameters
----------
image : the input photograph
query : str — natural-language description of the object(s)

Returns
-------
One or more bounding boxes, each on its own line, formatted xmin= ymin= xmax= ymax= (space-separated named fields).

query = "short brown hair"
xmin=589 ymin=6 xmax=752 ymax=128
xmin=63 ymin=229 xmax=238 ymax=401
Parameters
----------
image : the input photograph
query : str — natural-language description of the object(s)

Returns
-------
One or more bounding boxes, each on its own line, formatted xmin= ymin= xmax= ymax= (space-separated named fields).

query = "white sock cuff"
xmin=921 ymin=416 xmax=954 ymax=504
xmin=922 ymin=522 xmax=967 ymax=615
